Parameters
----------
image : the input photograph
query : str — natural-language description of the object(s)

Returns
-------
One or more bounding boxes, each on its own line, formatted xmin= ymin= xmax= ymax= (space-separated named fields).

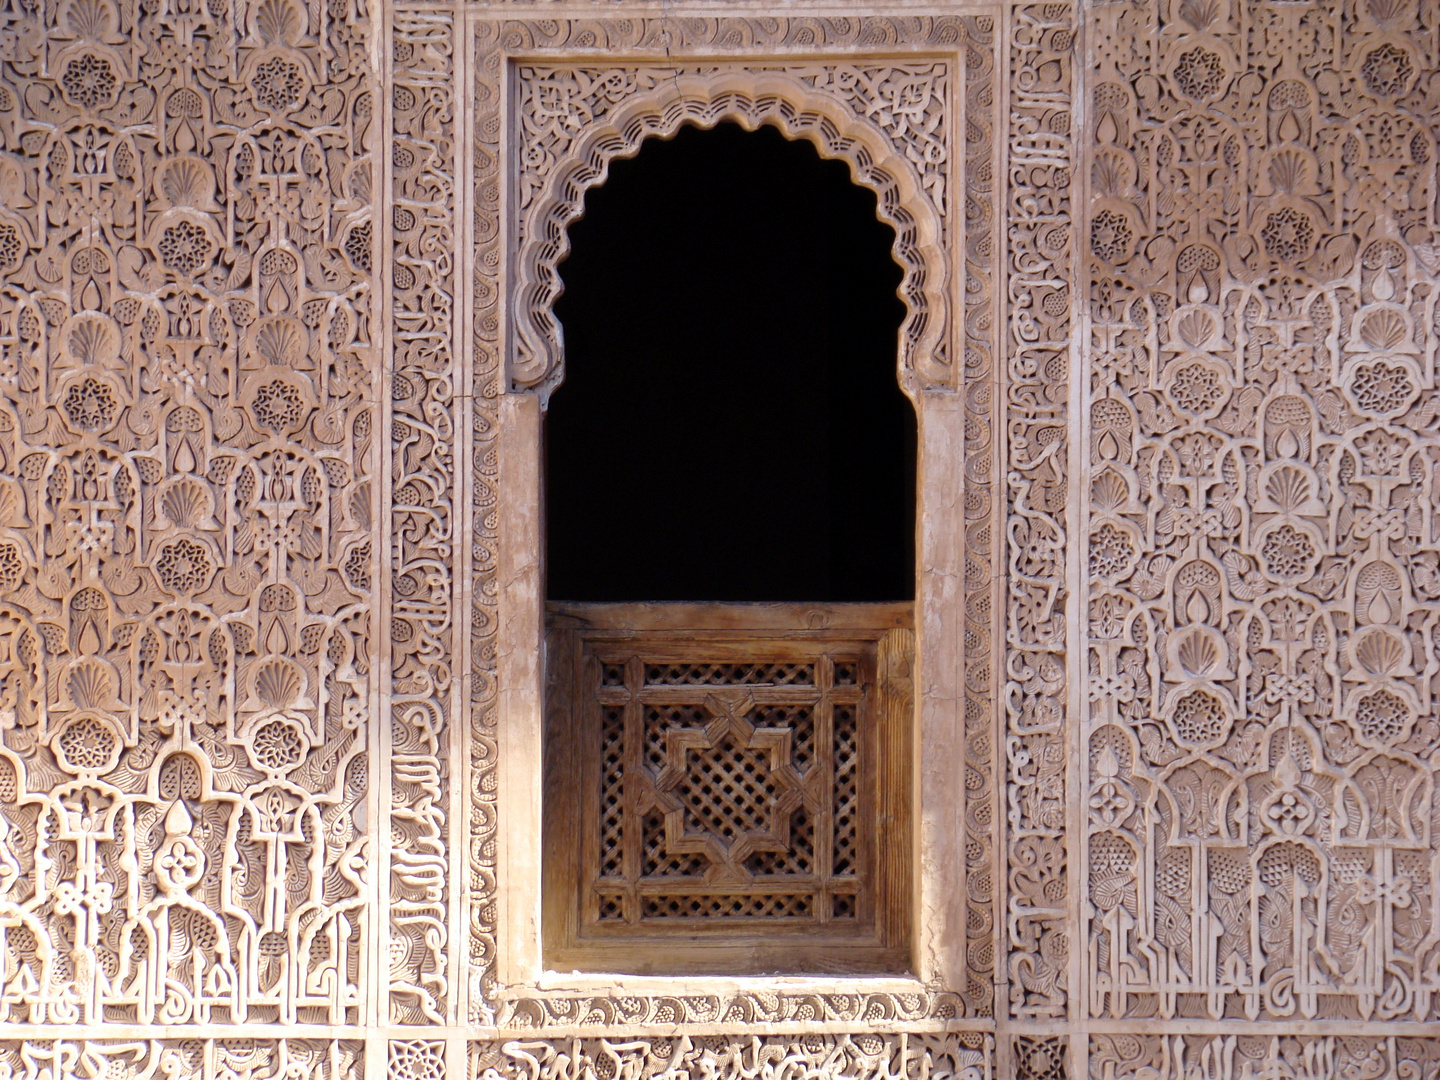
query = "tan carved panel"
xmin=1003 ymin=1 xmax=1075 ymax=1027
xmin=0 ymin=1040 xmax=363 ymax=1080
xmin=0 ymin=0 xmax=375 ymax=1028
xmin=1081 ymin=0 xmax=1440 ymax=1029
xmin=390 ymin=5 xmax=458 ymax=1027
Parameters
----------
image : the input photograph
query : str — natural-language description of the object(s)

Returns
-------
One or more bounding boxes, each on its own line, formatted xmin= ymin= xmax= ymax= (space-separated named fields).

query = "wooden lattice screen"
xmin=542 ymin=604 xmax=913 ymax=974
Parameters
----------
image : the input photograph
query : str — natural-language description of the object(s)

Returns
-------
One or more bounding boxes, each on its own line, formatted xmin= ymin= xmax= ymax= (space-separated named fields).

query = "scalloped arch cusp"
xmin=511 ymin=68 xmax=952 ymax=401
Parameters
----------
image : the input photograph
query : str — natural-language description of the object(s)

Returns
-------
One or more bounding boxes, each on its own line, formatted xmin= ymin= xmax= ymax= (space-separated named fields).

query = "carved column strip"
xmin=389 ymin=3 xmax=458 ymax=1029
xmin=375 ymin=0 xmax=395 ymax=1046
xmin=467 ymin=16 xmax=502 ymax=1026
xmin=959 ymin=11 xmax=1004 ymax=1025
xmin=1002 ymin=6 xmax=1077 ymax=1073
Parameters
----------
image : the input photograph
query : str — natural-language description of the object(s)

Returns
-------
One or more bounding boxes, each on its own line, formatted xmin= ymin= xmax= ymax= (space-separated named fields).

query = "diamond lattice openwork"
xmin=680 ymin=732 xmax=778 ymax=843
xmin=543 ymin=607 xmax=914 ymax=974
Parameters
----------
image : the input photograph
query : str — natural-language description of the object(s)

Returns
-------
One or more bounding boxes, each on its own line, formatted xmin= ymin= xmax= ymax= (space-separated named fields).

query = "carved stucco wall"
xmin=0 ymin=1 xmax=1434 ymax=1079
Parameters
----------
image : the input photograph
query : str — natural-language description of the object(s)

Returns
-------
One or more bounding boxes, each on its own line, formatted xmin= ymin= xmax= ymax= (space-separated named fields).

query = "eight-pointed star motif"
xmin=653 ymin=690 xmax=807 ymax=879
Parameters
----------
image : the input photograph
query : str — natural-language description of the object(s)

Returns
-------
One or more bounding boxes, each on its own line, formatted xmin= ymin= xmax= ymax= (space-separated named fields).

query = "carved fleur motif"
xmin=1082 ymin=0 xmax=1440 ymax=1032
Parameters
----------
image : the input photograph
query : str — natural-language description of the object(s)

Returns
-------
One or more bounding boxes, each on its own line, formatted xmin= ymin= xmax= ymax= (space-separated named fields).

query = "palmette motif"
xmin=0 ymin=0 xmax=375 ymax=1027
xmin=1082 ymin=0 xmax=1440 ymax=1026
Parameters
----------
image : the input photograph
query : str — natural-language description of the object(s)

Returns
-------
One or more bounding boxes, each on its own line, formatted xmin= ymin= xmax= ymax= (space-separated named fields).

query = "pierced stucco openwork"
xmin=0 ymin=1 xmax=1435 ymax=1080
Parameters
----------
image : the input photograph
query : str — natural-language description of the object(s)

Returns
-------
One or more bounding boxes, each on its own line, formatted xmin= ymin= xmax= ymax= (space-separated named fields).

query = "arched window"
xmin=546 ymin=122 xmax=916 ymax=603
xmin=542 ymin=123 xmax=915 ymax=975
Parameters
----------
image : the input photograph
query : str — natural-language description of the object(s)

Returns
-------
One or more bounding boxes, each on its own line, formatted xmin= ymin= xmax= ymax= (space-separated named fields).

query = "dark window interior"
xmin=546 ymin=122 xmax=915 ymax=602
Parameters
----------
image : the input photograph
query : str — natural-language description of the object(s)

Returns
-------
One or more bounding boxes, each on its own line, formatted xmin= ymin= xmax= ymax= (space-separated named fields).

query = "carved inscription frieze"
xmin=1082 ymin=0 xmax=1440 ymax=1025
xmin=1004 ymin=1 xmax=1075 ymax=1024
xmin=1089 ymin=1034 xmax=1440 ymax=1080
xmin=0 ymin=1041 xmax=362 ymax=1080
xmin=491 ymin=989 xmax=965 ymax=1031
xmin=0 ymin=0 xmax=375 ymax=1026
xmin=472 ymin=1033 xmax=991 ymax=1080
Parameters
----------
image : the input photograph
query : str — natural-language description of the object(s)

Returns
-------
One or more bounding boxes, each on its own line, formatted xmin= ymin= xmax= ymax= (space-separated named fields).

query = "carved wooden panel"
xmin=1081 ymin=0 xmax=1440 ymax=1030
xmin=542 ymin=605 xmax=912 ymax=975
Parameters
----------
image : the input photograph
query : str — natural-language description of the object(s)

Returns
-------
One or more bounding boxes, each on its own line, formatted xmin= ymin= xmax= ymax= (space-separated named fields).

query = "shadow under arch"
xmin=545 ymin=120 xmax=916 ymax=603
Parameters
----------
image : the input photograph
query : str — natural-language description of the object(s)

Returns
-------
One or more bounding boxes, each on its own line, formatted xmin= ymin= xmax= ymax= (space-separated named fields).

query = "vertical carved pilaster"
xmin=389 ymin=6 xmax=455 ymax=1026
xmin=1004 ymin=0 xmax=1076 ymax=1024
xmin=467 ymin=19 xmax=503 ymax=1026
xmin=960 ymin=12 xmax=1001 ymax=1021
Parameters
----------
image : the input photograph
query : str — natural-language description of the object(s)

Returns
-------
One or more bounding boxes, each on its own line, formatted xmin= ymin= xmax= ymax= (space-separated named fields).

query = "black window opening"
xmin=545 ymin=122 xmax=916 ymax=604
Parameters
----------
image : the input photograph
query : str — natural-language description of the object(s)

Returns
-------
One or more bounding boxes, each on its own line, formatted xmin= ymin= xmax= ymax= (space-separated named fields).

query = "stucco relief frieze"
xmin=1080 ymin=0 xmax=1440 ymax=1032
xmin=0 ymin=0 xmax=376 ymax=1028
xmin=0 ymin=1040 xmax=363 ymax=1080
xmin=1089 ymin=1034 xmax=1440 ymax=1080
xmin=471 ymin=1033 xmax=992 ymax=1080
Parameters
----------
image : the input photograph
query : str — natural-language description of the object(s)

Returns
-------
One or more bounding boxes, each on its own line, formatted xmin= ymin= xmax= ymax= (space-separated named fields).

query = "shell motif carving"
xmin=1082 ymin=0 xmax=1440 ymax=1031
xmin=0 ymin=0 xmax=375 ymax=1028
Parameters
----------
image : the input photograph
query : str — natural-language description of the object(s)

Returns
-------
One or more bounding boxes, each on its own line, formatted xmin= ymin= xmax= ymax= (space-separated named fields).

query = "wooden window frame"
xmin=542 ymin=603 xmax=915 ymax=975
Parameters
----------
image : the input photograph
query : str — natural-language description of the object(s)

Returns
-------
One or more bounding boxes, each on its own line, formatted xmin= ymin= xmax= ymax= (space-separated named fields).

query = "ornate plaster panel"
xmin=0 ymin=0 xmax=377 ymax=1030
xmin=0 ymin=1 xmax=1435 ymax=1079
xmin=1079 ymin=0 xmax=1440 ymax=1032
